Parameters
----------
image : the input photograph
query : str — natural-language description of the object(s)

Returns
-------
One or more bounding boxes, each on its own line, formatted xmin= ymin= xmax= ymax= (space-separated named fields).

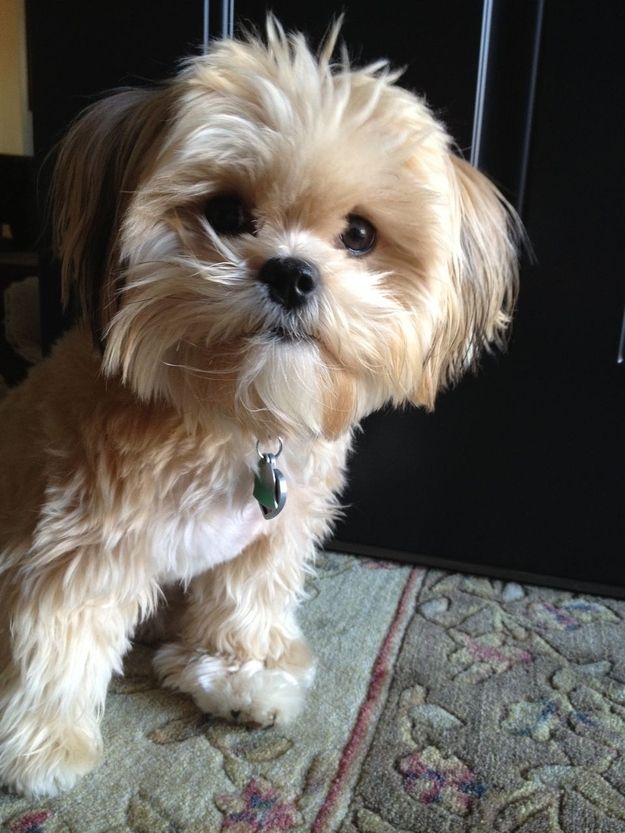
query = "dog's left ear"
xmin=51 ymin=86 xmax=172 ymax=348
xmin=415 ymin=154 xmax=520 ymax=409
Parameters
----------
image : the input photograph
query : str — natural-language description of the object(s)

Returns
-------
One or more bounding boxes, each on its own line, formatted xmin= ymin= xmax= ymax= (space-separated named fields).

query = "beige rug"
xmin=2 ymin=552 xmax=625 ymax=833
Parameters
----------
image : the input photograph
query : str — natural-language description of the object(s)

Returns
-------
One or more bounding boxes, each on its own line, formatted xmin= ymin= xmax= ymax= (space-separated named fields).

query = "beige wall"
xmin=0 ymin=0 xmax=32 ymax=156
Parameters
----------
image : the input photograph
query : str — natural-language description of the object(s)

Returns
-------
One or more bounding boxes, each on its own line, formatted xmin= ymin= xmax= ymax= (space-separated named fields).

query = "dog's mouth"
xmin=269 ymin=324 xmax=316 ymax=344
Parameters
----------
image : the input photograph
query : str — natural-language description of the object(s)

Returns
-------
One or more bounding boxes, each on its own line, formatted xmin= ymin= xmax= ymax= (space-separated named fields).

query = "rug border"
xmin=311 ymin=566 xmax=425 ymax=832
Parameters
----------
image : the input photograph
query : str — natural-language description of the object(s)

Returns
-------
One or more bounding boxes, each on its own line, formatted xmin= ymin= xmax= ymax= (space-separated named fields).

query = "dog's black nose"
xmin=258 ymin=257 xmax=319 ymax=310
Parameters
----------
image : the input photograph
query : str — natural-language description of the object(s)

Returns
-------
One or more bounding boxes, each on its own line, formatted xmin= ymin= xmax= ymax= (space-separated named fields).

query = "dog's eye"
xmin=203 ymin=194 xmax=254 ymax=235
xmin=340 ymin=214 xmax=376 ymax=255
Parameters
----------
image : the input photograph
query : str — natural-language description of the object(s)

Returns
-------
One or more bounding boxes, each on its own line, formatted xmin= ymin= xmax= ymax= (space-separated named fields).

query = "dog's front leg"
xmin=154 ymin=531 xmax=316 ymax=727
xmin=0 ymin=567 xmax=145 ymax=798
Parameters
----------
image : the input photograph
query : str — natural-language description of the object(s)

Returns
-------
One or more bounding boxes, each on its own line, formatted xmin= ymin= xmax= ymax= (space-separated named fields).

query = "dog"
xmin=0 ymin=19 xmax=518 ymax=797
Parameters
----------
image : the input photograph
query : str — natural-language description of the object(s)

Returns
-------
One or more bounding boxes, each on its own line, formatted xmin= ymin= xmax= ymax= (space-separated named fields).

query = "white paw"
xmin=154 ymin=643 xmax=315 ymax=727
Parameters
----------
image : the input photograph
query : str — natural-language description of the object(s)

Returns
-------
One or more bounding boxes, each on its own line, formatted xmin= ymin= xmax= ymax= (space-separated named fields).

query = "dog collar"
xmin=253 ymin=438 xmax=287 ymax=519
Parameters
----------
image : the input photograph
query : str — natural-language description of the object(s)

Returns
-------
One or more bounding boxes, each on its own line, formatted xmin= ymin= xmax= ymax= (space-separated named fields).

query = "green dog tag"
xmin=253 ymin=453 xmax=287 ymax=519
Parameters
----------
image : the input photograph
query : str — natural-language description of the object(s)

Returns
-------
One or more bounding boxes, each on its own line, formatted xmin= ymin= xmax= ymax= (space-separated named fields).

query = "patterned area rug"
xmin=2 ymin=553 xmax=625 ymax=833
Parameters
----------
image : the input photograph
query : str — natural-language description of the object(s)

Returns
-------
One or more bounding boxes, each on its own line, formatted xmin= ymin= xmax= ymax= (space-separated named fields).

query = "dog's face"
xmin=53 ymin=22 xmax=518 ymax=440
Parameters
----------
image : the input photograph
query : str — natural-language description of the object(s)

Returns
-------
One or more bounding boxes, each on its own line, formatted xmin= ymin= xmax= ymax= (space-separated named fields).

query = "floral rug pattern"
xmin=2 ymin=555 xmax=625 ymax=833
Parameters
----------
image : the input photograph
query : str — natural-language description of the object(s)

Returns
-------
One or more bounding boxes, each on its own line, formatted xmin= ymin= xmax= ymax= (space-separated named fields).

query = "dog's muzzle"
xmin=258 ymin=257 xmax=319 ymax=311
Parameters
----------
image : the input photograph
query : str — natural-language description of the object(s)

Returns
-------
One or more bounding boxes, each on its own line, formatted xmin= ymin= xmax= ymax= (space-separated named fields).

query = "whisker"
xmin=104 ymin=294 xmax=202 ymax=311
xmin=160 ymin=361 xmax=237 ymax=378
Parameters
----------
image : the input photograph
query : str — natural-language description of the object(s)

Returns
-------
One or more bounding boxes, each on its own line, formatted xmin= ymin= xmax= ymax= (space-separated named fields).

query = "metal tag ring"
xmin=256 ymin=437 xmax=283 ymax=461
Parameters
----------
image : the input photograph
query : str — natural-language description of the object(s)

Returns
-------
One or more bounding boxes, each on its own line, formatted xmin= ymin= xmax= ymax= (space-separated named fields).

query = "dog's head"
xmin=53 ymin=20 xmax=519 ymax=440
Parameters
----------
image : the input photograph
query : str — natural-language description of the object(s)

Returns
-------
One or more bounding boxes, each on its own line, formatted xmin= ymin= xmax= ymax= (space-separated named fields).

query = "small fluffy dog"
xmin=0 ymin=21 xmax=518 ymax=797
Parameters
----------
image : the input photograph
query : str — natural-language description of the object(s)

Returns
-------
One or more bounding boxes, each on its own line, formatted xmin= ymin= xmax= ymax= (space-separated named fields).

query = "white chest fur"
xmin=140 ymin=432 xmax=348 ymax=586
xmin=153 ymin=488 xmax=266 ymax=584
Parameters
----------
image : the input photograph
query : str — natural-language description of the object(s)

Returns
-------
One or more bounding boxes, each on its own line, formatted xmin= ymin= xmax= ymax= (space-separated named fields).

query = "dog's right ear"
xmin=52 ymin=86 xmax=172 ymax=348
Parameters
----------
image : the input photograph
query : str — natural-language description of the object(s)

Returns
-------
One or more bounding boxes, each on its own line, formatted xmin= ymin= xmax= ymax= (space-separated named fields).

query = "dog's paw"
xmin=154 ymin=641 xmax=315 ymax=727
xmin=0 ymin=720 xmax=101 ymax=798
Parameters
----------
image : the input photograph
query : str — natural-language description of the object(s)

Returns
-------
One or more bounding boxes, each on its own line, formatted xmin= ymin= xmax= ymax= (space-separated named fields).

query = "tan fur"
xmin=0 ymin=19 xmax=518 ymax=797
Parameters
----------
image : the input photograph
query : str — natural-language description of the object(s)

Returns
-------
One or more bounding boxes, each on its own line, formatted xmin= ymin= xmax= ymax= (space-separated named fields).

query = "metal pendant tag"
xmin=253 ymin=441 xmax=287 ymax=520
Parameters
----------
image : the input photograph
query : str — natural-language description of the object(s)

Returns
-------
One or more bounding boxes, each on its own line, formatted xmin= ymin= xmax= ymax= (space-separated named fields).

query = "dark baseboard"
xmin=329 ymin=539 xmax=625 ymax=602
